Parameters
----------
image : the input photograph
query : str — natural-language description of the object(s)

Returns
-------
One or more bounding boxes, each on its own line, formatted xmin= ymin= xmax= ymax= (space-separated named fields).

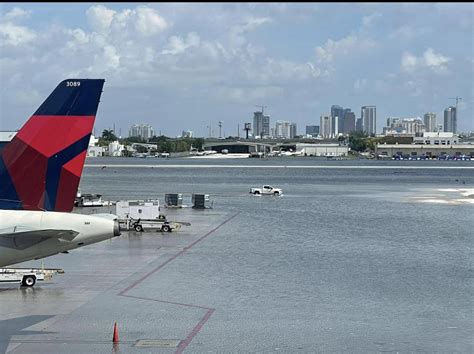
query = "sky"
xmin=1 ymin=3 xmax=473 ymax=137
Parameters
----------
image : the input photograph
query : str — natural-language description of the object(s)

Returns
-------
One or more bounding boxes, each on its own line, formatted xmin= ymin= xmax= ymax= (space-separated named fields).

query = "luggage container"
xmin=192 ymin=194 xmax=213 ymax=209
xmin=165 ymin=193 xmax=183 ymax=208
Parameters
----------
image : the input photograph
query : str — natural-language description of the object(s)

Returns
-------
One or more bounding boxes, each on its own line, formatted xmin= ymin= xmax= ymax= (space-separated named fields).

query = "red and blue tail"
xmin=0 ymin=79 xmax=105 ymax=212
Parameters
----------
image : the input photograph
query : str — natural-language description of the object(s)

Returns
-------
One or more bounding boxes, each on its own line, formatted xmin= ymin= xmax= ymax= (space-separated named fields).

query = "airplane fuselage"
xmin=0 ymin=210 xmax=119 ymax=267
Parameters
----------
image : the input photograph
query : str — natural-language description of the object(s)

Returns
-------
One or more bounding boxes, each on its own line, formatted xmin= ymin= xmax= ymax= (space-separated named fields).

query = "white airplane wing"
xmin=0 ymin=229 xmax=79 ymax=250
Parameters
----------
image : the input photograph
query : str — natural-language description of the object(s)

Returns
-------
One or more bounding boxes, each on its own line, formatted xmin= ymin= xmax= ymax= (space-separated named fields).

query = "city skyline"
xmin=1 ymin=3 xmax=472 ymax=136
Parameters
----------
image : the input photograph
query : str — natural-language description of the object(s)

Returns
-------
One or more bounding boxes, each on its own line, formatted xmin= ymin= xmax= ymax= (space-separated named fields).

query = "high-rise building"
xmin=356 ymin=118 xmax=363 ymax=132
xmin=361 ymin=106 xmax=376 ymax=135
xmin=331 ymin=105 xmax=344 ymax=135
xmin=306 ymin=125 xmax=320 ymax=137
xmin=129 ymin=124 xmax=155 ymax=139
xmin=263 ymin=115 xmax=270 ymax=137
xmin=253 ymin=111 xmax=263 ymax=137
xmin=423 ymin=112 xmax=437 ymax=132
xmin=342 ymin=110 xmax=355 ymax=134
xmin=384 ymin=117 xmax=424 ymax=135
xmin=290 ymin=122 xmax=297 ymax=139
xmin=444 ymin=106 xmax=456 ymax=133
xmin=253 ymin=111 xmax=270 ymax=138
xmin=320 ymin=114 xmax=333 ymax=138
xmin=275 ymin=121 xmax=296 ymax=139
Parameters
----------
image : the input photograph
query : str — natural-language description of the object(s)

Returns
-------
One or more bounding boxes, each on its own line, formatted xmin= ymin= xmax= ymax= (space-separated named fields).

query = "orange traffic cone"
xmin=113 ymin=322 xmax=119 ymax=343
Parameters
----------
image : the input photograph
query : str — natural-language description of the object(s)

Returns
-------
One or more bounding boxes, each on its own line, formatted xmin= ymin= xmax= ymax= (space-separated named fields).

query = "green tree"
xmin=149 ymin=135 xmax=169 ymax=143
xmin=348 ymin=131 xmax=368 ymax=152
xmin=366 ymin=137 xmax=382 ymax=152
xmin=125 ymin=136 xmax=146 ymax=144
xmin=101 ymin=129 xmax=117 ymax=141
xmin=135 ymin=145 xmax=148 ymax=154
xmin=193 ymin=138 xmax=205 ymax=150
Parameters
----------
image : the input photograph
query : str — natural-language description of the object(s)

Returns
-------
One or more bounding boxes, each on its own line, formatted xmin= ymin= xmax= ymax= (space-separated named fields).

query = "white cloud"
xmin=161 ymin=32 xmax=200 ymax=55
xmin=86 ymin=5 xmax=116 ymax=33
xmin=0 ymin=22 xmax=36 ymax=46
xmin=228 ymin=17 xmax=273 ymax=50
xmin=253 ymin=59 xmax=322 ymax=84
xmin=4 ymin=7 xmax=31 ymax=21
xmin=423 ymin=48 xmax=450 ymax=68
xmin=233 ymin=17 xmax=272 ymax=34
xmin=86 ymin=5 xmax=168 ymax=36
xmin=65 ymin=28 xmax=90 ymax=48
xmin=401 ymin=52 xmax=418 ymax=72
xmin=401 ymin=48 xmax=450 ymax=73
xmin=135 ymin=6 xmax=168 ymax=35
xmin=315 ymin=35 xmax=376 ymax=64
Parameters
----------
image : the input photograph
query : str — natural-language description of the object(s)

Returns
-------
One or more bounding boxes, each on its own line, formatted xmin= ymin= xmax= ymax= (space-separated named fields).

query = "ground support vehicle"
xmin=119 ymin=217 xmax=182 ymax=233
xmin=0 ymin=267 xmax=64 ymax=287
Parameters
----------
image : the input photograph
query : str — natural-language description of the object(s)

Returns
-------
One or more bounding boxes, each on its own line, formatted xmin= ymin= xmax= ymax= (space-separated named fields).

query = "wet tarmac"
xmin=1 ymin=208 xmax=235 ymax=353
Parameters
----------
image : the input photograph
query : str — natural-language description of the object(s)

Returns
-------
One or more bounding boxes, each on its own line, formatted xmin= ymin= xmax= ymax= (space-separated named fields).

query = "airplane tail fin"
xmin=0 ymin=79 xmax=105 ymax=212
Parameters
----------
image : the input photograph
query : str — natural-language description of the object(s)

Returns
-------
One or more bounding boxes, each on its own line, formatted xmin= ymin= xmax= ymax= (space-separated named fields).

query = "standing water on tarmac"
xmin=77 ymin=157 xmax=474 ymax=352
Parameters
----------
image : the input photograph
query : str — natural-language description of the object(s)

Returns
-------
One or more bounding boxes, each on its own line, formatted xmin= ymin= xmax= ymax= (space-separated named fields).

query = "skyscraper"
xmin=290 ymin=122 xmax=297 ymax=139
xmin=423 ymin=112 xmax=437 ymax=132
xmin=320 ymin=114 xmax=333 ymax=139
xmin=263 ymin=115 xmax=270 ymax=137
xmin=342 ymin=110 xmax=356 ymax=134
xmin=253 ymin=111 xmax=270 ymax=138
xmin=443 ymin=106 xmax=456 ymax=133
xmin=275 ymin=121 xmax=296 ymax=139
xmin=356 ymin=118 xmax=363 ymax=132
xmin=253 ymin=111 xmax=263 ymax=137
xmin=331 ymin=105 xmax=344 ymax=135
xmin=361 ymin=106 xmax=376 ymax=135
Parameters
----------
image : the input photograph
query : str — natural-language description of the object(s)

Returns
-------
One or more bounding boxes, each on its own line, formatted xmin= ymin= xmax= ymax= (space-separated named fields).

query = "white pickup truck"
xmin=250 ymin=185 xmax=283 ymax=196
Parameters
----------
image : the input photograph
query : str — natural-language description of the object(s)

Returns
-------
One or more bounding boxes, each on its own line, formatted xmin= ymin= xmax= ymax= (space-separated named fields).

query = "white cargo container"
xmin=115 ymin=200 xmax=160 ymax=220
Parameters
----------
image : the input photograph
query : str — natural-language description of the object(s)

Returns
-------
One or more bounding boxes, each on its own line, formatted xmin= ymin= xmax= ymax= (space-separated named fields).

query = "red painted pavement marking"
xmin=121 ymin=293 xmax=212 ymax=310
xmin=117 ymin=212 xmax=240 ymax=353
xmin=118 ymin=211 xmax=240 ymax=296
xmin=175 ymin=308 xmax=215 ymax=354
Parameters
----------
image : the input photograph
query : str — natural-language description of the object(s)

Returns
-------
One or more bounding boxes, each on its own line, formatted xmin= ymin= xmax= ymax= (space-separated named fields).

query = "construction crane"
xmin=449 ymin=96 xmax=462 ymax=110
xmin=255 ymin=105 xmax=267 ymax=114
